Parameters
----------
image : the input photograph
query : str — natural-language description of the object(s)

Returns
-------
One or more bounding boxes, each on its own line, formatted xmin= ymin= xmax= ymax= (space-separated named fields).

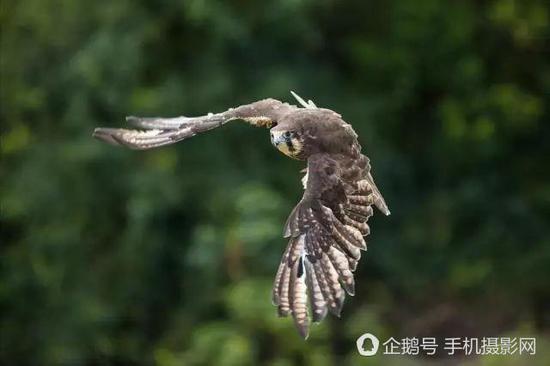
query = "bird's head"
xmin=270 ymin=127 xmax=304 ymax=159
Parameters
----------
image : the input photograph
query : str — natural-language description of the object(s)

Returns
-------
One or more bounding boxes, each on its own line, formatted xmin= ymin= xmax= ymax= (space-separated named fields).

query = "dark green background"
xmin=1 ymin=0 xmax=549 ymax=365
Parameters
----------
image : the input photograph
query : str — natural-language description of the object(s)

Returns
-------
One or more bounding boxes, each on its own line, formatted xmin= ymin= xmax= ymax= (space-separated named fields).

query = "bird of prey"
xmin=93 ymin=92 xmax=390 ymax=339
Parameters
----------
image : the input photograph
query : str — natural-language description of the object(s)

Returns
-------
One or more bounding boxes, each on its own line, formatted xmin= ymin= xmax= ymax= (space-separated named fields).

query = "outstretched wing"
xmin=93 ymin=98 xmax=295 ymax=150
xmin=93 ymin=115 xmax=232 ymax=150
xmin=272 ymin=153 xmax=388 ymax=338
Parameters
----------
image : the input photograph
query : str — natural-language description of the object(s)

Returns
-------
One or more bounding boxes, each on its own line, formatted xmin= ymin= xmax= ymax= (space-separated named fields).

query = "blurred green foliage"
xmin=1 ymin=0 xmax=549 ymax=365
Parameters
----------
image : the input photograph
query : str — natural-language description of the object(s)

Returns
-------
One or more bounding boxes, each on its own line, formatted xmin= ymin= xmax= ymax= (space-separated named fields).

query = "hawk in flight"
xmin=93 ymin=92 xmax=390 ymax=338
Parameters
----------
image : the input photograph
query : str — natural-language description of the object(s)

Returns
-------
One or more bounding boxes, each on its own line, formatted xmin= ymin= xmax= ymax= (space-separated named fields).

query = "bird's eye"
xmin=284 ymin=131 xmax=292 ymax=138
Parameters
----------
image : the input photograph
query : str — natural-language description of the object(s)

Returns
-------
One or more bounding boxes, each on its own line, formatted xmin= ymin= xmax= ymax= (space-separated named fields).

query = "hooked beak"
xmin=270 ymin=130 xmax=289 ymax=147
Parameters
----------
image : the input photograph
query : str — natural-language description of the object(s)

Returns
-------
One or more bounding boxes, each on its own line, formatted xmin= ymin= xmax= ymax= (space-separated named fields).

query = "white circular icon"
xmin=356 ymin=333 xmax=380 ymax=356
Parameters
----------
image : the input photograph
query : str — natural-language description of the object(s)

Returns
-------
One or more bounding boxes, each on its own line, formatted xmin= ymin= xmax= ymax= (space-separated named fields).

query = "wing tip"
xmin=375 ymin=198 xmax=390 ymax=216
xmin=92 ymin=128 xmax=121 ymax=146
xmin=344 ymin=283 xmax=355 ymax=297
xmin=295 ymin=322 xmax=310 ymax=340
xmin=311 ymin=307 xmax=328 ymax=323
xmin=329 ymin=297 xmax=345 ymax=318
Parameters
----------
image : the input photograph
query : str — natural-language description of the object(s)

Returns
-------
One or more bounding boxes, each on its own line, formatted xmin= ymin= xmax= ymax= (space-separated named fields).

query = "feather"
xmin=332 ymin=219 xmax=364 ymax=254
xmin=272 ymin=245 xmax=290 ymax=305
xmin=348 ymin=194 xmax=374 ymax=206
xmin=319 ymin=254 xmax=345 ymax=317
xmin=346 ymin=210 xmax=371 ymax=225
xmin=283 ymin=203 xmax=304 ymax=238
xmin=277 ymin=263 xmax=291 ymax=317
xmin=288 ymin=235 xmax=306 ymax=264
xmin=290 ymin=91 xmax=317 ymax=109
xmin=343 ymin=215 xmax=370 ymax=236
xmin=94 ymin=98 xmax=292 ymax=150
xmin=332 ymin=227 xmax=362 ymax=259
xmin=361 ymin=174 xmax=391 ymax=216
xmin=327 ymin=246 xmax=355 ymax=295
xmin=277 ymin=235 xmax=305 ymax=316
xmin=92 ymin=128 xmax=185 ymax=150
xmin=344 ymin=225 xmax=367 ymax=250
xmin=289 ymin=256 xmax=309 ymax=338
xmin=304 ymin=260 xmax=328 ymax=322
xmin=312 ymin=260 xmax=341 ymax=316
xmin=348 ymin=257 xmax=359 ymax=272
xmin=126 ymin=115 xmax=191 ymax=130
xmin=345 ymin=203 xmax=373 ymax=219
